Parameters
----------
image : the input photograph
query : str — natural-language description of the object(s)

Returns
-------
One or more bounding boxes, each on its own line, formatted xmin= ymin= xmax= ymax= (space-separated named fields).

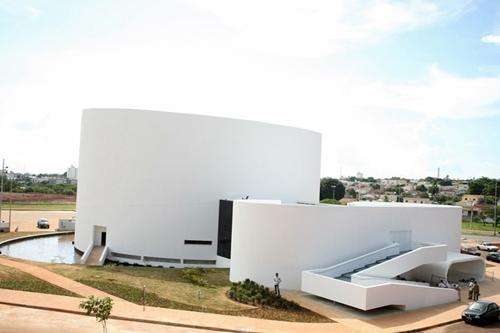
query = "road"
xmin=0 ymin=304 xmax=218 ymax=333
xmin=427 ymin=320 xmax=500 ymax=332
xmin=0 ymin=210 xmax=75 ymax=232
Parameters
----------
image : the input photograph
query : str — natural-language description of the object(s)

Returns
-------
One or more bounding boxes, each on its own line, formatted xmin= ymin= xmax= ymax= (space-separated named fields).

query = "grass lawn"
xmin=6 ymin=203 xmax=76 ymax=211
xmin=0 ymin=231 xmax=51 ymax=243
xmin=462 ymin=221 xmax=499 ymax=233
xmin=43 ymin=264 xmax=330 ymax=323
xmin=0 ymin=264 xmax=79 ymax=297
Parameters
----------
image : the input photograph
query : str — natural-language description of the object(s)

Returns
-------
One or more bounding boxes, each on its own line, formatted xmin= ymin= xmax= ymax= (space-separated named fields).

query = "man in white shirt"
xmin=274 ymin=273 xmax=282 ymax=296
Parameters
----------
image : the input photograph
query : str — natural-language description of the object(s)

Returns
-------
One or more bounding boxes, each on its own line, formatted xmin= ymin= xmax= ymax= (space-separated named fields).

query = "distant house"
xmin=459 ymin=194 xmax=484 ymax=206
xmin=403 ymin=197 xmax=432 ymax=204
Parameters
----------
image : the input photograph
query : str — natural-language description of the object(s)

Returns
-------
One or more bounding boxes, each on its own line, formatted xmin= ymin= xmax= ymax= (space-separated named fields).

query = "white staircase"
xmin=301 ymin=242 xmax=459 ymax=310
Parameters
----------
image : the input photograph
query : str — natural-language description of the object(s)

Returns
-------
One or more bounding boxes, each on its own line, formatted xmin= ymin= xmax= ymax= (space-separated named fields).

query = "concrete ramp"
xmin=85 ymin=246 xmax=105 ymax=266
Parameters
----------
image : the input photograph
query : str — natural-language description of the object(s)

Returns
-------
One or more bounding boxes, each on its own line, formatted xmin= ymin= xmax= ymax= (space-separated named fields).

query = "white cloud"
xmin=186 ymin=0 xmax=475 ymax=56
xmin=0 ymin=0 xmax=495 ymax=179
xmin=481 ymin=34 xmax=500 ymax=44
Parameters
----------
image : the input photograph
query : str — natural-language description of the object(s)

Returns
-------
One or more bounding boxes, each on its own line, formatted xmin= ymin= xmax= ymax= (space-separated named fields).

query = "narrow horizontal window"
xmin=184 ymin=240 xmax=212 ymax=245
xmin=110 ymin=252 xmax=141 ymax=260
xmin=183 ymin=259 xmax=216 ymax=265
xmin=143 ymin=256 xmax=181 ymax=263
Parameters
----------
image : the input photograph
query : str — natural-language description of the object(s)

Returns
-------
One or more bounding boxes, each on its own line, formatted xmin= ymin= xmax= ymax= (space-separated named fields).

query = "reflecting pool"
xmin=0 ymin=233 xmax=81 ymax=264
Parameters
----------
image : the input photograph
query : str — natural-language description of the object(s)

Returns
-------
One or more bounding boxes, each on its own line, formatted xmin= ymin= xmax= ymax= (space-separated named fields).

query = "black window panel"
xmin=184 ymin=240 xmax=212 ymax=245
xmin=217 ymin=199 xmax=233 ymax=259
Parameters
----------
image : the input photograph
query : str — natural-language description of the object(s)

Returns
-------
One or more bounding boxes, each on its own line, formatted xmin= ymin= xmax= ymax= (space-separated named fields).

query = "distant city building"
xmin=356 ymin=172 xmax=363 ymax=179
xmin=67 ymin=165 xmax=78 ymax=181
xmin=403 ymin=197 xmax=432 ymax=204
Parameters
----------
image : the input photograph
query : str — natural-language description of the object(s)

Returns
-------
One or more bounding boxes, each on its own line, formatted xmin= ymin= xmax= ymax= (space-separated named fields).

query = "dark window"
xmin=184 ymin=240 xmax=212 ymax=245
xmin=143 ymin=256 xmax=181 ymax=263
xmin=183 ymin=259 xmax=216 ymax=265
xmin=217 ymin=199 xmax=233 ymax=259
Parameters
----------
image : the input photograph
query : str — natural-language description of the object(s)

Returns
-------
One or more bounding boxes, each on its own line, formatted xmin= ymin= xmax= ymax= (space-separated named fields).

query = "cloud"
xmin=481 ymin=34 xmax=500 ymax=44
xmin=186 ymin=0 xmax=475 ymax=57
xmin=354 ymin=66 xmax=500 ymax=119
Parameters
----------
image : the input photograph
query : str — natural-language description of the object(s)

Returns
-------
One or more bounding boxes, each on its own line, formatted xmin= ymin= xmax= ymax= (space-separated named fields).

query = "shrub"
xmin=182 ymin=268 xmax=213 ymax=288
xmin=79 ymin=296 xmax=113 ymax=333
xmin=228 ymin=279 xmax=299 ymax=310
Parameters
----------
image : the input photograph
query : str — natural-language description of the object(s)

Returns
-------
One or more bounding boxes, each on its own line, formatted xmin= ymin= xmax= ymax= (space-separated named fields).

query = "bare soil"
xmin=0 ymin=193 xmax=76 ymax=203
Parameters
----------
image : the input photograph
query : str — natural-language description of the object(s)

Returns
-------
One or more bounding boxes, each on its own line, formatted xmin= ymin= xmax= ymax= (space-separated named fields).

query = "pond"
xmin=0 ymin=233 xmax=81 ymax=264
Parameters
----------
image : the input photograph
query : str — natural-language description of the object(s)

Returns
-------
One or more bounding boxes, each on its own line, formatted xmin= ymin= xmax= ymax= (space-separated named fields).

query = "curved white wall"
xmin=75 ymin=108 xmax=321 ymax=265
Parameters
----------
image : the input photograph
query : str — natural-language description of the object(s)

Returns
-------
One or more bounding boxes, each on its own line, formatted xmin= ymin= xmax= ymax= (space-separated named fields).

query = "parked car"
xmin=462 ymin=300 xmax=500 ymax=325
xmin=461 ymin=247 xmax=481 ymax=256
xmin=477 ymin=242 xmax=499 ymax=252
xmin=486 ymin=252 xmax=500 ymax=263
xmin=37 ymin=218 xmax=50 ymax=229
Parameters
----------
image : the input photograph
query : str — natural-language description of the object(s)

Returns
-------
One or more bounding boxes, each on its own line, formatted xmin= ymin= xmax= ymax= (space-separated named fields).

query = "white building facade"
xmin=75 ymin=108 xmax=321 ymax=266
xmin=75 ymin=108 xmax=483 ymax=311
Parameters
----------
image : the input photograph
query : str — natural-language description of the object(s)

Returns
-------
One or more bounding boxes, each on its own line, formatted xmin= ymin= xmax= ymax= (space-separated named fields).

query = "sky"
xmin=0 ymin=0 xmax=500 ymax=179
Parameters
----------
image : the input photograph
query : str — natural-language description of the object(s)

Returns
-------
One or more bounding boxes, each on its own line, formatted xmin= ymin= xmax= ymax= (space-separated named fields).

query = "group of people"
xmin=468 ymin=279 xmax=480 ymax=301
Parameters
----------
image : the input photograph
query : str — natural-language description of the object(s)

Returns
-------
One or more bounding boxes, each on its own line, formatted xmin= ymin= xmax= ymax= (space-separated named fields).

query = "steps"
xmin=85 ymin=246 xmax=105 ymax=266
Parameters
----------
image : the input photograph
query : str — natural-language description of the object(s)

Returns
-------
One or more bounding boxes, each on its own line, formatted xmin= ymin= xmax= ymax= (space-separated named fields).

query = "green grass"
xmin=0 ymin=231 xmax=51 ymax=243
xmin=5 ymin=203 xmax=76 ymax=211
xmin=44 ymin=264 xmax=330 ymax=323
xmin=462 ymin=221 xmax=498 ymax=233
xmin=0 ymin=264 xmax=79 ymax=297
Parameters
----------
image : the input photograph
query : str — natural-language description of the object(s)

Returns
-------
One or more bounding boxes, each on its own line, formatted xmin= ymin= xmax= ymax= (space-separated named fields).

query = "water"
xmin=0 ymin=234 xmax=81 ymax=264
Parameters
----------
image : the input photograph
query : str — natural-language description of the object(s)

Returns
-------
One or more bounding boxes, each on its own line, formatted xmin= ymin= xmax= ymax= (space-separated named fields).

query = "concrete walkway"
xmin=0 ymin=289 xmax=349 ymax=333
xmin=0 ymin=256 xmax=350 ymax=332
xmin=0 ymin=256 xmax=120 ymax=300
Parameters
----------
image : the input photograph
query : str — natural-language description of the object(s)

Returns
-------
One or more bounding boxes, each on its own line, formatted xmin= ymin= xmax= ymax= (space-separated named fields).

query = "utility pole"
xmin=9 ymin=175 xmax=13 ymax=226
xmin=0 ymin=159 xmax=4 ymax=223
xmin=494 ymin=179 xmax=498 ymax=237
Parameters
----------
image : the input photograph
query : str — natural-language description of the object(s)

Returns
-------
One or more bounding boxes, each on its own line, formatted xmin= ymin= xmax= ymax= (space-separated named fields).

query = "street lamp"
xmin=0 ymin=159 xmax=5 ymax=223
xmin=331 ymin=185 xmax=336 ymax=200
xmin=494 ymin=179 xmax=498 ymax=237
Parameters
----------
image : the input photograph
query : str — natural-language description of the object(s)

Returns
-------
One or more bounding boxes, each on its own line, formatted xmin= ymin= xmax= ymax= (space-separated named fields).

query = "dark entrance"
xmin=217 ymin=200 xmax=233 ymax=259
xmin=101 ymin=232 xmax=107 ymax=246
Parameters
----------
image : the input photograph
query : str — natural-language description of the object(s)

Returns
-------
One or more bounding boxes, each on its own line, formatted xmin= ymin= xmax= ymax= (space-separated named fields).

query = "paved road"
xmin=0 ymin=304 xmax=218 ymax=333
xmin=426 ymin=320 xmax=500 ymax=332
xmin=462 ymin=234 xmax=500 ymax=242
xmin=0 ymin=210 xmax=75 ymax=232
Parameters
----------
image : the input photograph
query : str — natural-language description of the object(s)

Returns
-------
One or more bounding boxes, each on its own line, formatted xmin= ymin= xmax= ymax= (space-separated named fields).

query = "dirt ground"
xmin=0 ymin=192 xmax=75 ymax=203
xmin=0 ymin=210 xmax=76 ymax=232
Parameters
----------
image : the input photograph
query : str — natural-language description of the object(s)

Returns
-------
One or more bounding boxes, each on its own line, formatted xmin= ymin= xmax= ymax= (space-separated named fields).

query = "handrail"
xmin=308 ymin=243 xmax=399 ymax=276
xmin=98 ymin=245 xmax=109 ymax=265
xmin=80 ymin=242 xmax=94 ymax=264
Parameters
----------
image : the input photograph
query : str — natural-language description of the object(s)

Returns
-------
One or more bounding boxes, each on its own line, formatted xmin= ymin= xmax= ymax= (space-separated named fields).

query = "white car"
xmin=477 ymin=242 xmax=499 ymax=252
xmin=37 ymin=218 xmax=50 ymax=229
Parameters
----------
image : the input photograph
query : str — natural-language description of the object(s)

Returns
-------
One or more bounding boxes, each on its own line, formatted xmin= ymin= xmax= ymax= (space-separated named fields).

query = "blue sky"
xmin=0 ymin=0 xmax=499 ymax=179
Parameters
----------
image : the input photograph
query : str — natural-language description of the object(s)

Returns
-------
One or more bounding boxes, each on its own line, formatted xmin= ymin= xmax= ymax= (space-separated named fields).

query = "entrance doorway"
xmin=101 ymin=232 xmax=107 ymax=246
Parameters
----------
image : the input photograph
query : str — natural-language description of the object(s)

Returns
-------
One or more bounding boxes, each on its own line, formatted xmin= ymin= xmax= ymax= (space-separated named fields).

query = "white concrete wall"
xmin=230 ymin=201 xmax=462 ymax=289
xmin=75 ymin=108 xmax=321 ymax=264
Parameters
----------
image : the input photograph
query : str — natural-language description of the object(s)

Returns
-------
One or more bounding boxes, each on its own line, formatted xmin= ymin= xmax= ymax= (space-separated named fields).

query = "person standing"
xmin=274 ymin=273 xmax=282 ymax=296
xmin=468 ymin=279 xmax=475 ymax=300
xmin=472 ymin=281 xmax=480 ymax=301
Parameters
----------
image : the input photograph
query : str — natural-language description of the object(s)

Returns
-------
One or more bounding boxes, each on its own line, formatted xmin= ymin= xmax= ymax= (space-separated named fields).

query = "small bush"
xmin=182 ymin=268 xmax=213 ymax=288
xmin=229 ymin=279 xmax=299 ymax=310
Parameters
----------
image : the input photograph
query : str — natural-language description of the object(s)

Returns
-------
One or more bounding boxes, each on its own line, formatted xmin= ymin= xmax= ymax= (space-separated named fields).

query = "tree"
xmin=416 ymin=184 xmax=427 ymax=192
xmin=80 ymin=296 xmax=113 ymax=333
xmin=429 ymin=184 xmax=439 ymax=195
xmin=346 ymin=188 xmax=357 ymax=198
xmin=320 ymin=177 xmax=345 ymax=201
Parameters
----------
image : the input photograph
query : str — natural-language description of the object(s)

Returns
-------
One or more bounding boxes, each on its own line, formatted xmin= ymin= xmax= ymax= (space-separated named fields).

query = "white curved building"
xmin=75 ymin=108 xmax=321 ymax=266
xmin=75 ymin=108 xmax=484 ymax=311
